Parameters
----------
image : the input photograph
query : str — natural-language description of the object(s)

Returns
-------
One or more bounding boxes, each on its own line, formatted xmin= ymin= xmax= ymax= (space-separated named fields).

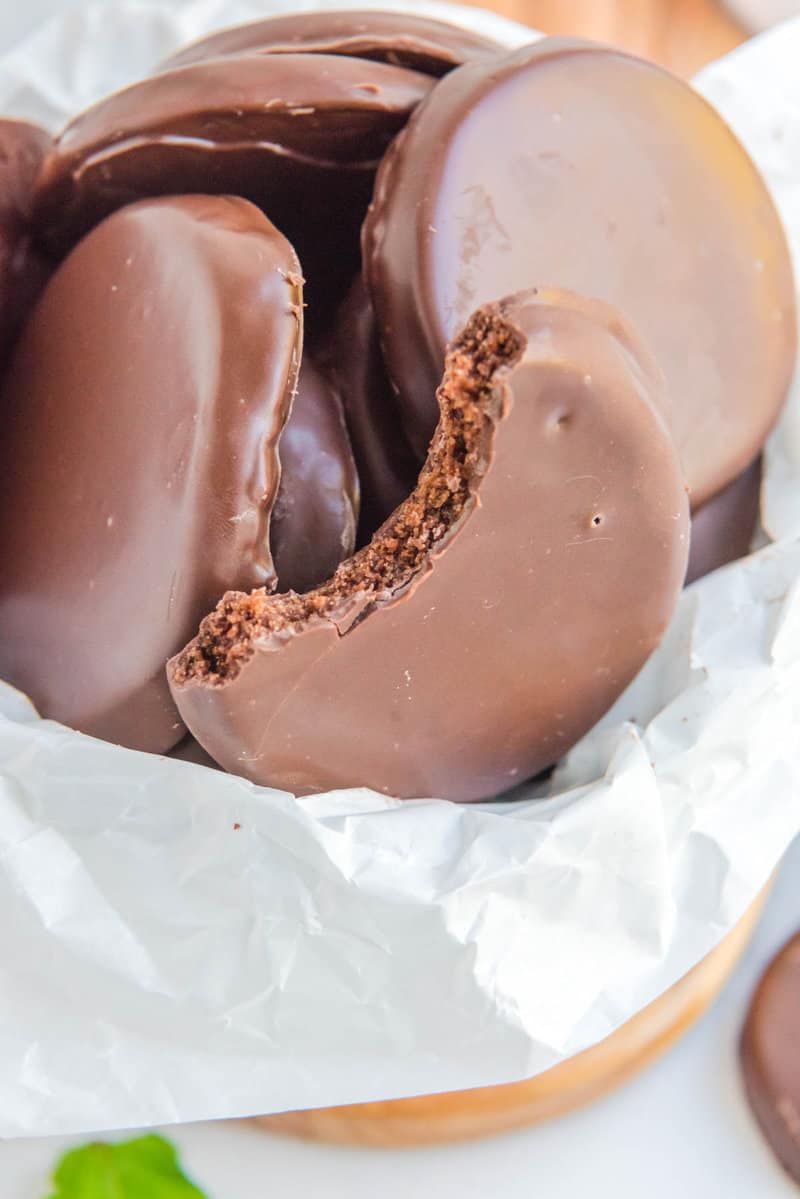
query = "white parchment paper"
xmin=0 ymin=0 xmax=798 ymax=1139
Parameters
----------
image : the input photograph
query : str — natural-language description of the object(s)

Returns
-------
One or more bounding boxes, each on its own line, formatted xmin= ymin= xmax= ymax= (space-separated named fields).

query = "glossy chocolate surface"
xmin=686 ymin=456 xmax=761 ymax=584
xmin=169 ymin=289 xmax=689 ymax=801
xmin=741 ymin=931 xmax=800 ymax=1185
xmin=0 ymin=196 xmax=302 ymax=752
xmin=363 ymin=38 xmax=796 ymax=502
xmin=33 ymin=52 xmax=432 ymax=324
xmin=320 ymin=275 xmax=419 ymax=541
xmin=0 ymin=119 xmax=53 ymax=369
xmin=165 ymin=9 xmax=502 ymax=75
xmin=272 ymin=356 xmax=359 ymax=593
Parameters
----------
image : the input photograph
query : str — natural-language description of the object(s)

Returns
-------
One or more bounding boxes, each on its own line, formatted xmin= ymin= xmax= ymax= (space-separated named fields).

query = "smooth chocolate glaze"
xmin=319 ymin=275 xmax=419 ymax=542
xmin=363 ymin=37 xmax=796 ymax=503
xmin=32 ymin=53 xmax=432 ymax=326
xmin=0 ymin=196 xmax=302 ymax=753
xmin=741 ymin=931 xmax=800 ymax=1185
xmin=686 ymin=456 xmax=761 ymax=584
xmin=169 ymin=289 xmax=689 ymax=802
xmin=0 ymin=119 xmax=53 ymax=369
xmin=164 ymin=10 xmax=502 ymax=75
xmin=272 ymin=356 xmax=359 ymax=593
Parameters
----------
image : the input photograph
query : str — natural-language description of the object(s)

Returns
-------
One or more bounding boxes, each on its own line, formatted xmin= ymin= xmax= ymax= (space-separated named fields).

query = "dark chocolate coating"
xmin=741 ymin=931 xmax=800 ymax=1185
xmin=0 ymin=119 xmax=53 ymax=369
xmin=169 ymin=289 xmax=689 ymax=802
xmin=319 ymin=275 xmax=418 ymax=541
xmin=686 ymin=456 xmax=761 ymax=584
xmin=363 ymin=38 xmax=797 ymax=503
xmin=0 ymin=195 xmax=302 ymax=752
xmin=32 ymin=53 xmax=433 ymax=325
xmin=164 ymin=10 xmax=502 ymax=76
xmin=272 ymin=357 xmax=359 ymax=594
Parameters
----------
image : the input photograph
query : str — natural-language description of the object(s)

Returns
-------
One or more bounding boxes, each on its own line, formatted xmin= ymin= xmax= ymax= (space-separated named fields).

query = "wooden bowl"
xmin=255 ymin=891 xmax=766 ymax=1146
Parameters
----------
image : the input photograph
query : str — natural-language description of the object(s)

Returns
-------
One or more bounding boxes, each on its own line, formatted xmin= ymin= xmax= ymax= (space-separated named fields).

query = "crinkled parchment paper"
xmin=0 ymin=0 xmax=798 ymax=1138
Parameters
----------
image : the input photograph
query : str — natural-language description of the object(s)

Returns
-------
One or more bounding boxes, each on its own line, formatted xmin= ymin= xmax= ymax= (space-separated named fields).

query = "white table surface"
xmin=1 ymin=2 xmax=798 ymax=1195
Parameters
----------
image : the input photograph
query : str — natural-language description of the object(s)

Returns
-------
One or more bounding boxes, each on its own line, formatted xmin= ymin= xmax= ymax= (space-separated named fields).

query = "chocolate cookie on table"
xmin=0 ymin=195 xmax=304 ymax=753
xmin=363 ymin=37 xmax=796 ymax=508
xmin=164 ymin=9 xmax=503 ymax=75
xmin=169 ymin=289 xmax=689 ymax=802
xmin=741 ymin=931 xmax=800 ymax=1185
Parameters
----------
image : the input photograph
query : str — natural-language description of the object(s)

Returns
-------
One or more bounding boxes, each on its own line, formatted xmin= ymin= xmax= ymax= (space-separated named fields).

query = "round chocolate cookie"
xmin=319 ymin=275 xmax=419 ymax=542
xmin=0 ymin=119 xmax=53 ymax=369
xmin=169 ymin=289 xmax=689 ymax=802
xmin=32 ymin=53 xmax=433 ymax=325
xmin=164 ymin=10 xmax=503 ymax=76
xmin=0 ymin=195 xmax=302 ymax=753
xmin=363 ymin=38 xmax=796 ymax=504
xmin=271 ymin=357 xmax=359 ymax=594
xmin=741 ymin=931 xmax=800 ymax=1186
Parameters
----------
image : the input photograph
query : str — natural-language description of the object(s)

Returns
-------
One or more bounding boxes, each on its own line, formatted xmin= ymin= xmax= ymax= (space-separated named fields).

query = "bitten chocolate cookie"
xmin=0 ymin=195 xmax=302 ymax=752
xmin=32 ymin=53 xmax=432 ymax=324
xmin=0 ymin=119 xmax=53 ymax=368
xmin=164 ymin=9 xmax=502 ymax=75
xmin=363 ymin=38 xmax=796 ymax=505
xmin=741 ymin=931 xmax=800 ymax=1185
xmin=169 ymin=289 xmax=689 ymax=802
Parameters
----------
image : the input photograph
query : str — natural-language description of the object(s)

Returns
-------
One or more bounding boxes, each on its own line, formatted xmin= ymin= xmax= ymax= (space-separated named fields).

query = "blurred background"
xmin=3 ymin=0 xmax=798 ymax=76
xmin=468 ymin=0 xmax=800 ymax=74
xmin=470 ymin=0 xmax=748 ymax=74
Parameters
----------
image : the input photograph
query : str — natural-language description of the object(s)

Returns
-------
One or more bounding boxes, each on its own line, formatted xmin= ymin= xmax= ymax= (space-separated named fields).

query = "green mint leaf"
xmin=46 ymin=1133 xmax=209 ymax=1199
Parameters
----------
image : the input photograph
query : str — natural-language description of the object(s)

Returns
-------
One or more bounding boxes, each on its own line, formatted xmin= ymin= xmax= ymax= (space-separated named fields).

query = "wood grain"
xmin=460 ymin=0 xmax=747 ymax=75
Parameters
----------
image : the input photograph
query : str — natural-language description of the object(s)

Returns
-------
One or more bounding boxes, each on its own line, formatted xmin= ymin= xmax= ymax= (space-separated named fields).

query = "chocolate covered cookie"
xmin=363 ymin=38 xmax=796 ymax=505
xmin=0 ymin=195 xmax=302 ymax=752
xmin=33 ymin=53 xmax=433 ymax=324
xmin=165 ymin=9 xmax=502 ymax=76
xmin=169 ymin=289 xmax=689 ymax=801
